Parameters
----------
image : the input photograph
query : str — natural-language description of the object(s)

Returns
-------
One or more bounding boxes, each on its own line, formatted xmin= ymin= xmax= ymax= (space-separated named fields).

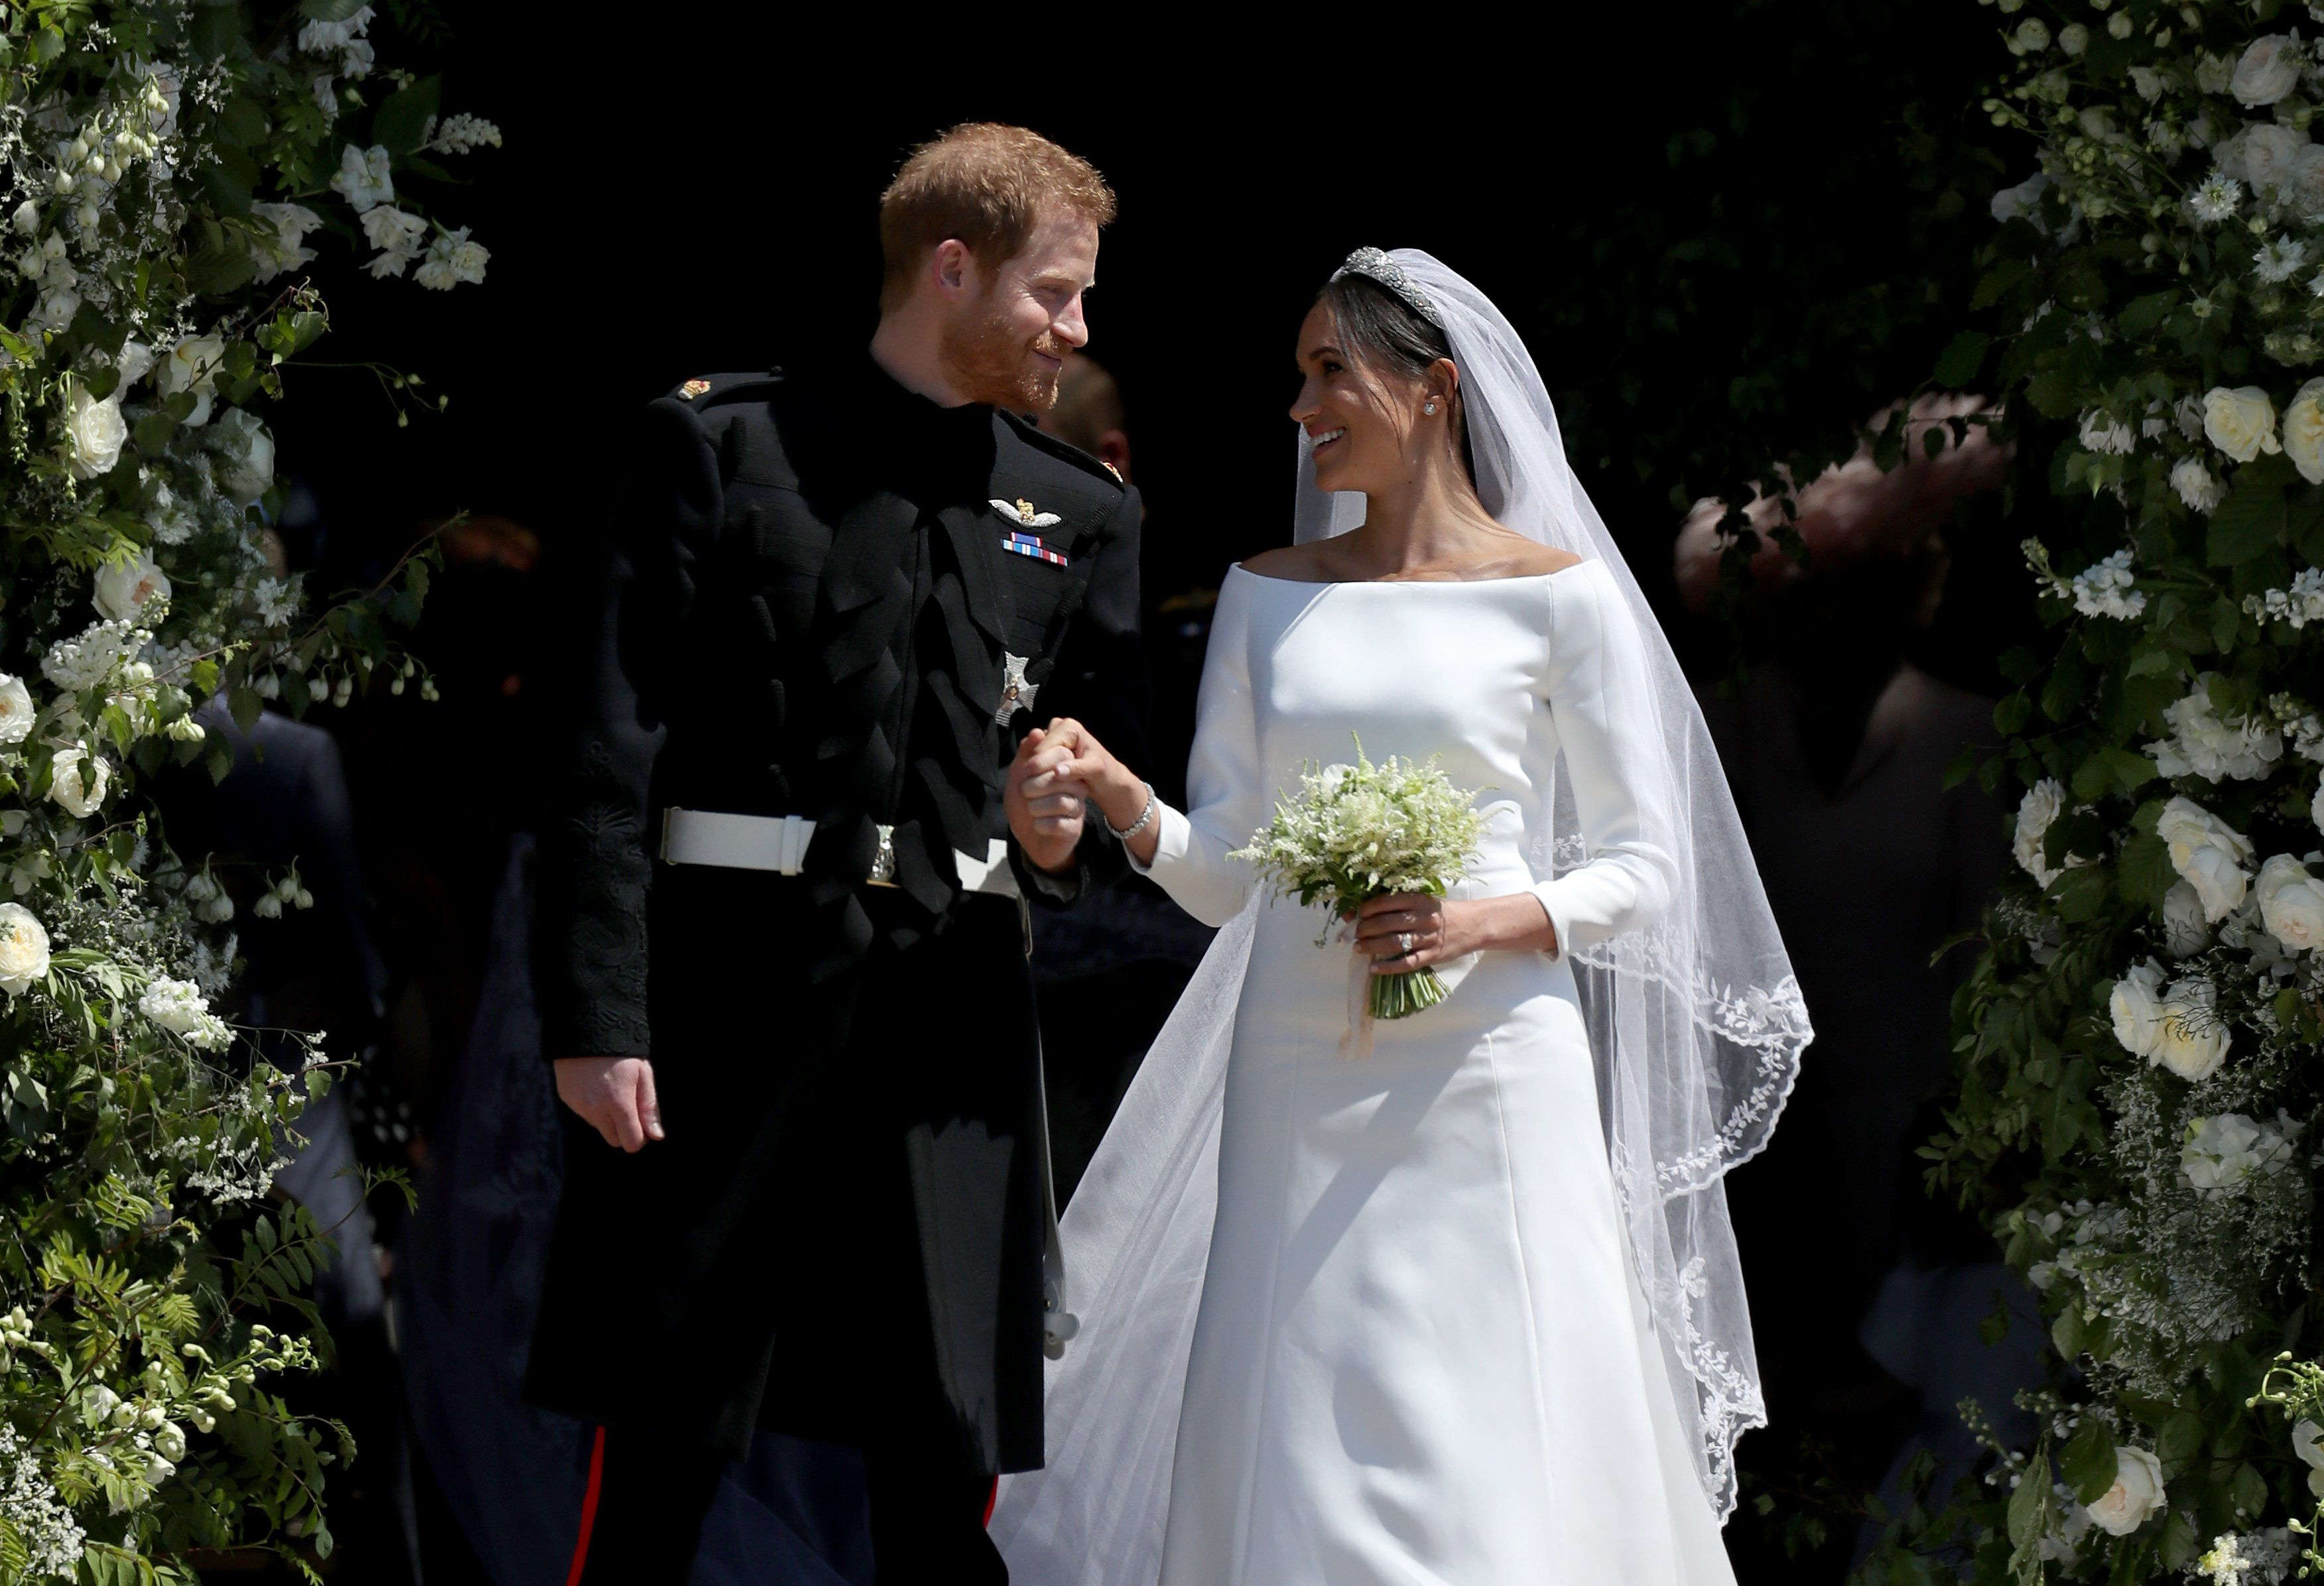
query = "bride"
xmin=992 ymin=250 xmax=1811 ymax=1584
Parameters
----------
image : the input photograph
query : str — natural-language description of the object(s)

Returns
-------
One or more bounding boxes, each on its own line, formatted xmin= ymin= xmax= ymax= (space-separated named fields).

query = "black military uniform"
xmin=528 ymin=355 xmax=1144 ymax=1581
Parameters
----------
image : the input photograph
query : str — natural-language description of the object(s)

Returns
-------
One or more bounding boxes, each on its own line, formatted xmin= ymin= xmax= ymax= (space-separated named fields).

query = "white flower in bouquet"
xmin=2240 ymin=124 xmax=2309 ymax=198
xmin=2181 ymin=1112 xmax=2295 ymax=1196
xmin=157 ymin=334 xmax=223 ymax=426
xmin=2172 ymin=457 xmax=2227 ymax=513
xmin=113 ymin=339 xmax=153 ymax=388
xmin=0 ymin=904 xmax=51 ymax=996
xmin=2009 ymin=17 xmax=2050 ymax=55
xmin=2110 ymin=959 xmax=2167 ymax=1056
xmin=2258 ymin=235 xmax=2313 ymax=284
xmin=329 ymin=143 xmax=393 ymax=212
xmin=40 ymin=619 xmax=145 ymax=694
xmin=2188 ymin=173 xmax=2244 ymax=224
xmin=2284 ymin=379 xmax=2324 ymax=483
xmin=48 ymin=746 xmax=108 ymax=819
xmin=210 ymin=408 xmax=274 ymax=505
xmin=2088 ymin=1445 xmax=2166 ymax=1536
xmin=2290 ymin=145 xmax=2324 ymax=218
xmin=2151 ymin=677 xmax=2284 ymax=782
xmin=297 ymin=5 xmax=372 ymax=52
xmin=92 ymin=549 xmax=169 ymax=623
xmin=250 ymin=201 xmax=321 ymax=283
xmin=2013 ymin=778 xmax=2080 ymax=885
xmin=2233 ymin=35 xmax=2307 ymax=106
xmin=413 ymin=225 xmax=488 ymax=290
xmin=137 ymin=977 xmax=227 ymax=1050
xmin=2158 ymin=796 xmax=2256 ymax=920
xmin=2205 ymin=386 xmax=2282 ymax=462
xmin=2294 ymin=1421 xmax=2324 ymax=1498
xmin=2079 ymin=408 xmax=2136 ymax=456
xmin=62 ymin=379 xmax=126 ymax=480
xmin=2163 ymin=881 xmax=2213 ymax=957
xmin=2256 ymin=854 xmax=2324 ymax=952
xmin=425 ymin=113 xmax=502 ymax=155
xmin=2070 ymin=548 xmax=2146 ymax=619
xmin=2152 ymin=973 xmax=2232 ymax=1080
xmin=2313 ymin=780 xmax=2324 ymax=837
xmin=359 ymin=204 xmax=425 ymax=268
xmin=1230 ymin=738 xmax=1487 ymax=1022
xmin=0 ymin=674 xmax=33 ymax=747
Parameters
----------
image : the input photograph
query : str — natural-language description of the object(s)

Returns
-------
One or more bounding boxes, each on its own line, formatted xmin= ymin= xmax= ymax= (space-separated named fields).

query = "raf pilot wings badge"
xmin=992 ymin=497 xmax=1068 ymax=566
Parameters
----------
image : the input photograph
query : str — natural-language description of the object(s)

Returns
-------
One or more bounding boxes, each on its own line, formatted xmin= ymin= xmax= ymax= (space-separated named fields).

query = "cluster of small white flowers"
xmin=1231 ymin=745 xmax=1489 ymax=930
xmin=2070 ymin=548 xmax=2147 ymax=619
xmin=2195 ymin=1526 xmax=2301 ymax=1585
xmin=414 ymin=225 xmax=489 ymax=292
xmin=2150 ymin=676 xmax=2286 ymax=782
xmin=2181 ymin=1111 xmax=2301 ymax=1197
xmin=422 ymin=113 xmax=501 ymax=155
xmin=0 ymin=1427 xmax=84 ymax=1579
xmin=2244 ymin=568 xmax=2324 ymax=629
xmin=37 ymin=617 xmax=147 ymax=694
xmin=136 ymin=975 xmax=228 ymax=1050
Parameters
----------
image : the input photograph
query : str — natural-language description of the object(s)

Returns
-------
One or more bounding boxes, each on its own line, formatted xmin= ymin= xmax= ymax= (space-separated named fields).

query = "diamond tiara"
xmin=1328 ymin=247 xmax=1445 ymax=330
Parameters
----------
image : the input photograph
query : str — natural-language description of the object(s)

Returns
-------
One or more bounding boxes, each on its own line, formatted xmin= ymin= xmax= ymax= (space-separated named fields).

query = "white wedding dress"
xmin=1115 ymin=559 xmax=1734 ymax=1585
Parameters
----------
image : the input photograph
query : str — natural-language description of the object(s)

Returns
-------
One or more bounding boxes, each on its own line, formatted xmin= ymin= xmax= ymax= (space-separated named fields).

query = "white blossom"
xmin=2010 ymin=17 xmax=2051 ymax=54
xmin=2153 ymin=973 xmax=2232 ymax=1079
xmin=92 ymin=550 xmax=170 ymax=623
xmin=2189 ymin=172 xmax=2244 ymax=223
xmin=2013 ymin=778 xmax=2079 ymax=886
xmin=62 ymin=379 xmax=125 ymax=480
xmin=156 ymin=333 xmax=224 ymax=426
xmin=0 ymin=904 xmax=51 ymax=997
xmin=2110 ymin=958 xmax=2167 ymax=1056
xmin=2069 ymin=547 xmax=2146 ymax=619
xmin=2079 ymin=408 xmax=2136 ymax=456
xmin=2205 ymin=385 xmax=2282 ymax=461
xmin=296 ymin=7 xmax=373 ymax=53
xmin=2151 ymin=676 xmax=2285 ymax=783
xmin=2171 ymin=456 xmax=2227 ymax=513
xmin=1994 ymin=172 xmax=2053 ymax=225
xmin=2089 ymin=1445 xmax=2165 ymax=1534
xmin=2234 ymin=34 xmax=2308 ymax=107
xmin=424 ymin=113 xmax=501 ymax=155
xmin=2163 ymin=881 xmax=2213 ymax=958
xmin=328 ymin=143 xmax=393 ymax=212
xmin=2256 ymin=235 xmax=2311 ymax=283
xmin=2256 ymin=853 xmax=2324 ymax=952
xmin=2158 ymin=796 xmax=2256 ymax=921
xmin=2195 ymin=1524 xmax=2301 ymax=1585
xmin=2181 ymin=1112 xmax=2296 ymax=1195
xmin=2245 ymin=568 xmax=2324 ymax=628
xmin=413 ymin=225 xmax=488 ymax=290
xmin=39 ymin=618 xmax=145 ymax=694
xmin=137 ymin=976 xmax=228 ymax=1049
xmin=251 ymin=202 xmax=321 ymax=283
xmin=209 ymin=408 xmax=274 ymax=505
xmin=2057 ymin=22 xmax=2089 ymax=56
xmin=0 ymin=1428 xmax=84 ymax=1577
xmin=48 ymin=746 xmax=109 ymax=819
xmin=0 ymin=675 xmax=32 ymax=749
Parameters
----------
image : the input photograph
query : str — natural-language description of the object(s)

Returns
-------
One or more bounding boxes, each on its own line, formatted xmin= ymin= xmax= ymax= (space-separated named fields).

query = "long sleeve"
xmin=533 ymin=396 xmax=719 ymax=1060
xmin=1132 ymin=573 xmax=1261 ymax=928
xmin=1531 ymin=566 xmax=1681 ymax=961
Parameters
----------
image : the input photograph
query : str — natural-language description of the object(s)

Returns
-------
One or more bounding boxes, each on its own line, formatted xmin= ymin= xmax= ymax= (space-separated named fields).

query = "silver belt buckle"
xmin=867 ymin=823 xmax=897 ymax=887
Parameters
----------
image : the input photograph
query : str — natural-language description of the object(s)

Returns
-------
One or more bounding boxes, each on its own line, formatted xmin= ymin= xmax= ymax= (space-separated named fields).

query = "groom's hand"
xmin=1007 ymin=725 xmax=1086 ymax=874
xmin=554 ymin=1056 xmax=665 ymax=1152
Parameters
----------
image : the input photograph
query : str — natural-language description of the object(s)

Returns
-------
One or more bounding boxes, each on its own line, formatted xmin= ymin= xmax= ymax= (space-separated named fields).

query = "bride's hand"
xmin=1353 ymin=892 xmax=1559 ymax=970
xmin=1041 ymin=717 xmax=1149 ymax=831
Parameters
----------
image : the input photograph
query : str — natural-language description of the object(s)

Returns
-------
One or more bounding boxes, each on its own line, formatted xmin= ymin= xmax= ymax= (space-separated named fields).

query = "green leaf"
xmin=2061 ymin=1416 xmax=2118 ymax=1504
xmin=187 ymin=239 xmax=257 ymax=297
xmin=2118 ymin=831 xmax=2175 ymax=908
xmin=2207 ymin=469 xmax=2289 ymax=567
xmin=1935 ymin=331 xmax=1990 ymax=389
xmin=200 ymin=145 xmax=258 ymax=216
xmin=2024 ymin=369 xmax=2080 ymax=420
xmin=2007 ymin=1448 xmax=2053 ymax=1552
xmin=302 ymin=0 xmax=374 ymax=18
xmin=2053 ymin=1304 xmax=2085 ymax=1361
xmin=2158 ymin=1409 xmax=2205 ymax=1471
xmin=2117 ymin=290 xmax=2177 ymax=337
xmin=372 ymin=76 xmax=442 ymax=157
xmin=2159 ymin=1508 xmax=2199 ymax=1569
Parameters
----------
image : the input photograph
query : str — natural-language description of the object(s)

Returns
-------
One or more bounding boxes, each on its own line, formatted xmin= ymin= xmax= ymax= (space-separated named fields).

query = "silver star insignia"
xmin=998 ymin=652 xmax=1039 ymax=724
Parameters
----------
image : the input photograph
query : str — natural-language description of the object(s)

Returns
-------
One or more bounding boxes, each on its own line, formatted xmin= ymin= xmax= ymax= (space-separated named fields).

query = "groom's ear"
xmin=929 ymin=238 xmax=978 ymax=302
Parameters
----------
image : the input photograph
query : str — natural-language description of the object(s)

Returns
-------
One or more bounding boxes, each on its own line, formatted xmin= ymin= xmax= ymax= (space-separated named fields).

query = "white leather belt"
xmin=659 ymin=808 xmax=1020 ymax=900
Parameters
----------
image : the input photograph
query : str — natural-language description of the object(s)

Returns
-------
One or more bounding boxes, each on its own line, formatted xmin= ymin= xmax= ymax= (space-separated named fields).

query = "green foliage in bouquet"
xmin=1852 ymin=1 xmax=2324 ymax=1581
xmin=1231 ymin=738 xmax=1488 ymax=1022
xmin=0 ymin=2 xmax=492 ymax=1578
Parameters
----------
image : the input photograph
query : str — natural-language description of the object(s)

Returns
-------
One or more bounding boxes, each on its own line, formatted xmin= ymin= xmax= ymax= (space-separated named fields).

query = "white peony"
xmin=2256 ymin=853 xmax=2324 ymax=953
xmin=2163 ymin=881 xmax=2213 ymax=958
xmin=2233 ymin=34 xmax=2307 ymax=106
xmin=2110 ymin=959 xmax=2167 ymax=1056
xmin=2089 ymin=1445 xmax=2165 ymax=1536
xmin=2152 ymin=974 xmax=2232 ymax=1081
xmin=2171 ymin=456 xmax=2226 ymax=513
xmin=2157 ymin=796 xmax=2256 ymax=921
xmin=48 ymin=746 xmax=108 ymax=819
xmin=328 ymin=143 xmax=393 ymax=212
xmin=2286 ymin=379 xmax=2324 ymax=483
xmin=209 ymin=408 xmax=275 ymax=505
xmin=0 ymin=904 xmax=50 ymax=996
xmin=136 ymin=977 xmax=229 ymax=1050
xmin=2205 ymin=386 xmax=2282 ymax=463
xmin=92 ymin=550 xmax=170 ymax=623
xmin=0 ymin=674 xmax=32 ymax=747
xmin=156 ymin=334 xmax=223 ymax=427
xmin=62 ymin=380 xmax=126 ymax=480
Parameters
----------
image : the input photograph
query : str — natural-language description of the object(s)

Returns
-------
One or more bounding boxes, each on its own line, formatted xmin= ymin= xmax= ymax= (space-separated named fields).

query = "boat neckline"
xmin=1227 ymin=558 xmax=1596 ymax=589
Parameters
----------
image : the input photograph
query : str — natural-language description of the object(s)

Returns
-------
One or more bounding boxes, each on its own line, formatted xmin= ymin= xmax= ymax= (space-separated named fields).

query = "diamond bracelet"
xmin=1106 ymin=781 xmax=1157 ymax=842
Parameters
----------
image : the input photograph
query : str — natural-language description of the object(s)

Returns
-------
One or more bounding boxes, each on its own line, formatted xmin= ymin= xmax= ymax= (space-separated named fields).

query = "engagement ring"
xmin=1399 ymin=932 xmax=1416 ymax=954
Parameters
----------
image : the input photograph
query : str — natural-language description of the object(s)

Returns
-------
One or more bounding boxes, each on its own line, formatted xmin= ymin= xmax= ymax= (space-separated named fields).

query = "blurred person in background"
xmin=1676 ymin=396 xmax=2040 ymax=1579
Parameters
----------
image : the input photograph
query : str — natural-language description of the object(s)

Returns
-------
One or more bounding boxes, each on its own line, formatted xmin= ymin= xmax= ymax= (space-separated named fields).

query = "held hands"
xmin=1007 ymin=725 xmax=1089 ymax=875
xmin=1350 ymin=892 xmax=1561 ymax=973
xmin=554 ymin=1056 xmax=664 ymax=1152
xmin=1037 ymin=718 xmax=1160 ymax=865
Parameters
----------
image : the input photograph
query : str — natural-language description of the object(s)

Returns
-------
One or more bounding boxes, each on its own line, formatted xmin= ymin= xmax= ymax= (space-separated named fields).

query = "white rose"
xmin=210 ymin=408 xmax=275 ymax=505
xmin=2205 ymin=386 xmax=2283 ymax=463
xmin=2157 ymin=796 xmax=2256 ymax=921
xmin=2162 ymin=881 xmax=2212 ymax=957
xmin=2152 ymin=975 xmax=2231 ymax=1081
xmin=0 ymin=904 xmax=51 ymax=996
xmin=2089 ymin=1445 xmax=2165 ymax=1536
xmin=2110 ymin=959 xmax=2167 ymax=1056
xmin=2286 ymin=379 xmax=2324 ymax=484
xmin=2242 ymin=123 xmax=2309 ymax=198
xmin=2014 ymin=778 xmax=2073 ymax=886
xmin=62 ymin=379 xmax=126 ymax=480
xmin=2257 ymin=853 xmax=2324 ymax=952
xmin=156 ymin=334 xmax=223 ymax=427
xmin=2233 ymin=35 xmax=2307 ymax=107
xmin=92 ymin=549 xmax=170 ymax=622
xmin=0 ymin=674 xmax=32 ymax=747
xmin=48 ymin=745 xmax=108 ymax=819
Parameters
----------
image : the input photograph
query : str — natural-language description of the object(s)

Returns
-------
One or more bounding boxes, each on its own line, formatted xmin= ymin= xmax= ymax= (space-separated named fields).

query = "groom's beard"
xmin=941 ymin=308 xmax=1064 ymax=412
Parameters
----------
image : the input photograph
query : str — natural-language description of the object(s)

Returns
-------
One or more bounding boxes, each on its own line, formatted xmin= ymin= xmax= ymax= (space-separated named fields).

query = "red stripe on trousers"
xmin=984 ymin=1475 xmax=999 ymax=1528
xmin=564 ymin=1425 xmax=608 ymax=1586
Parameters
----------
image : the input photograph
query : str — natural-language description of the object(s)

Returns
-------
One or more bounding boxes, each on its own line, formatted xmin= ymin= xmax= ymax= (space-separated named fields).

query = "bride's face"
xmin=1289 ymin=302 xmax=1422 ymax=495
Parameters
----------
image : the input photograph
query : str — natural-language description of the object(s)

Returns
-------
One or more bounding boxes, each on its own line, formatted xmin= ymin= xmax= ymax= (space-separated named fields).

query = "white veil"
xmin=992 ymin=250 xmax=1810 ymax=1580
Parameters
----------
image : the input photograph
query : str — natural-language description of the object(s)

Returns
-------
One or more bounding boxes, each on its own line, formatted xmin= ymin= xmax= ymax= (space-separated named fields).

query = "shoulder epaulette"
xmin=662 ymin=369 xmax=786 ymax=408
xmin=998 ymin=407 xmax=1128 ymax=492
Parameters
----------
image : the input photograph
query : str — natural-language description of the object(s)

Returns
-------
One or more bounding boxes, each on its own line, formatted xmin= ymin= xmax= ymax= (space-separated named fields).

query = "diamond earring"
xmin=1423 ymin=401 xmax=1438 ymax=415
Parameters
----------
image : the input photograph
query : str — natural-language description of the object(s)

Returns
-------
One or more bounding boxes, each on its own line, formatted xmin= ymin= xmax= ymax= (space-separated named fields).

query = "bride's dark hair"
xmin=1314 ymin=273 xmax=1478 ymax=487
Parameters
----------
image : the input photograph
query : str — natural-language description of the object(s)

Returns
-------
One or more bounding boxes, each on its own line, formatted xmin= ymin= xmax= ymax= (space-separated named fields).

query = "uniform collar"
xmin=854 ymin=351 xmax=997 ymax=451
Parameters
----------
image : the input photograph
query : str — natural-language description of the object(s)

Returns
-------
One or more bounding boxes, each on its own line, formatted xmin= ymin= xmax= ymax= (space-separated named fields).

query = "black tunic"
xmin=526 ymin=357 xmax=1144 ymax=1473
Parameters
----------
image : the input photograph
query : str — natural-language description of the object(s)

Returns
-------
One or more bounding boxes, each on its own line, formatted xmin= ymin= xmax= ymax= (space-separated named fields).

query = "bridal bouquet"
xmin=1232 ymin=739 xmax=1487 ymax=1021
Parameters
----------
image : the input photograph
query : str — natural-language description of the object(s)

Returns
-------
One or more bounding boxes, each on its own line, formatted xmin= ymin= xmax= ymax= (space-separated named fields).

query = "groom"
xmin=527 ymin=123 xmax=1144 ymax=1583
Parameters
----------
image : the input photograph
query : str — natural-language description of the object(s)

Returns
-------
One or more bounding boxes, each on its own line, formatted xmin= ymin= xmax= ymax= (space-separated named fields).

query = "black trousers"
xmin=572 ymin=1421 xmax=1004 ymax=1585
